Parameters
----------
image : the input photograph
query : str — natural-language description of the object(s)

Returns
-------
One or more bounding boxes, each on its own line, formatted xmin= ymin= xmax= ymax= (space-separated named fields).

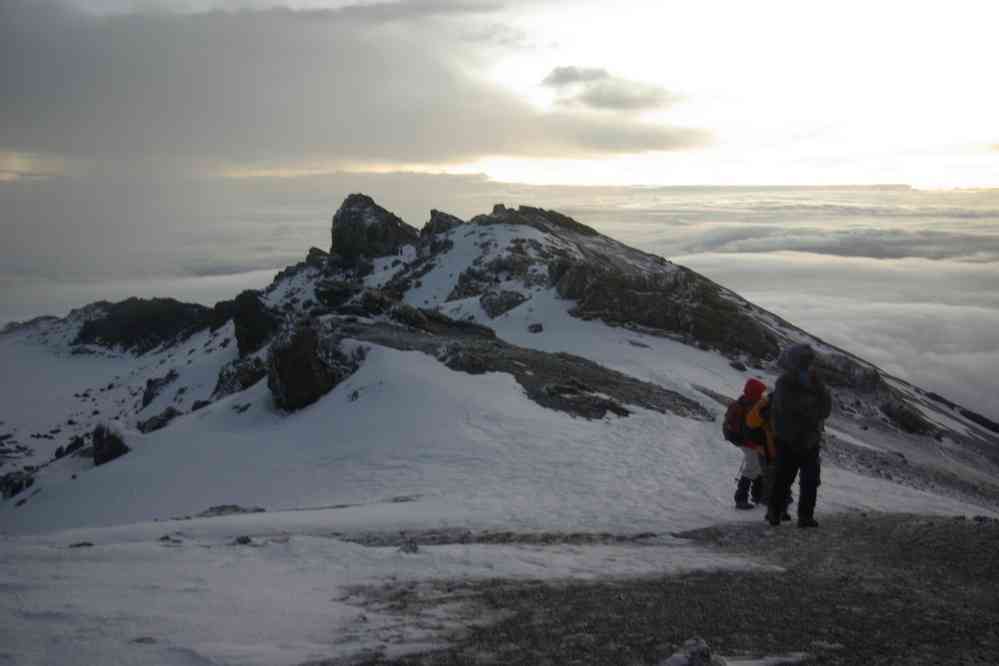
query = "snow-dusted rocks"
xmin=142 ymin=369 xmax=178 ymax=408
xmin=480 ymin=289 xmax=528 ymax=318
xmin=266 ymin=319 xmax=362 ymax=411
xmin=137 ymin=406 xmax=182 ymax=433
xmin=330 ymin=193 xmax=420 ymax=265
xmin=212 ymin=356 xmax=267 ymax=400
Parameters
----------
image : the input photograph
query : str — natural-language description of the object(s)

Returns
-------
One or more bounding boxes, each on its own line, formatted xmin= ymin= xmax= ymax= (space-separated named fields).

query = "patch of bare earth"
xmin=306 ymin=513 xmax=999 ymax=665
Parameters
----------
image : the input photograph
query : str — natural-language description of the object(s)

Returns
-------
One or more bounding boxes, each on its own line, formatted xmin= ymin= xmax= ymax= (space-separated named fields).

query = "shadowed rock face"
xmin=330 ymin=194 xmax=420 ymax=264
xmin=555 ymin=262 xmax=780 ymax=361
xmin=421 ymin=210 xmax=464 ymax=238
xmin=74 ymin=298 xmax=212 ymax=353
xmin=137 ymin=407 xmax=181 ymax=434
xmin=92 ymin=424 xmax=129 ymax=466
xmin=266 ymin=320 xmax=361 ymax=411
xmin=232 ymin=291 xmax=280 ymax=357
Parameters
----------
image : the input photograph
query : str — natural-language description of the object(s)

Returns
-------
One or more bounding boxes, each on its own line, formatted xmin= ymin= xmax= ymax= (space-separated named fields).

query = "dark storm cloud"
xmin=542 ymin=65 xmax=679 ymax=111
xmin=0 ymin=1 xmax=709 ymax=168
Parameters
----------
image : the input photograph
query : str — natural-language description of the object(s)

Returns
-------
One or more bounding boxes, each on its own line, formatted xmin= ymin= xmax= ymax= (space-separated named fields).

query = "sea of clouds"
xmin=2 ymin=173 xmax=997 ymax=420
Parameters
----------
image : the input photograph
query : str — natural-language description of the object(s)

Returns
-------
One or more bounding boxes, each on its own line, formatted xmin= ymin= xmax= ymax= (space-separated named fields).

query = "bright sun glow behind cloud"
xmin=470 ymin=0 xmax=999 ymax=187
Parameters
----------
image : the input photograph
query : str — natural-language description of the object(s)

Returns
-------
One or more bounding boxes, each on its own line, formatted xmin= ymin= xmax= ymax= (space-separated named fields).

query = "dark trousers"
xmin=769 ymin=440 xmax=821 ymax=520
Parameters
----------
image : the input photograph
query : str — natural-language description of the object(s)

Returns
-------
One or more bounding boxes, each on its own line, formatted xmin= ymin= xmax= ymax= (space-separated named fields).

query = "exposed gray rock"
xmin=333 ymin=318 xmax=709 ymax=421
xmin=556 ymin=262 xmax=780 ymax=361
xmin=528 ymin=323 xmax=544 ymax=334
xmin=137 ymin=407 xmax=182 ymax=433
xmin=480 ymin=290 xmax=528 ymax=318
xmin=142 ymin=369 xmax=179 ymax=408
xmin=330 ymin=194 xmax=419 ymax=264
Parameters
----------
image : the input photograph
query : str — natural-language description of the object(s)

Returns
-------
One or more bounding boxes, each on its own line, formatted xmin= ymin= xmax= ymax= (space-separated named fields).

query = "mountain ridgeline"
xmin=3 ymin=194 xmax=999 ymax=516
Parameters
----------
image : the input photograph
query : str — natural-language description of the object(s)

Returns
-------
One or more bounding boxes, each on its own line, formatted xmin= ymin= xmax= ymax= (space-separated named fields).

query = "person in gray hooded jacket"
xmin=768 ymin=343 xmax=832 ymax=528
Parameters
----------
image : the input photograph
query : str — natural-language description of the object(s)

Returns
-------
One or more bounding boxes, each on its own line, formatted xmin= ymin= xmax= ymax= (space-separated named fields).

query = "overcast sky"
xmin=3 ymin=0 xmax=998 ymax=186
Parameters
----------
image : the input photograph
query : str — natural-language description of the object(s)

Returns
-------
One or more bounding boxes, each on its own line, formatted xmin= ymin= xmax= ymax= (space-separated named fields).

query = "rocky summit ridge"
xmin=3 ymin=194 xmax=999 ymax=515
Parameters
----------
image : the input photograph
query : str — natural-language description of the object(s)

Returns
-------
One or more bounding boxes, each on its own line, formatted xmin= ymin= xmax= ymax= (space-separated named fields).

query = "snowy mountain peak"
xmin=2 ymin=195 xmax=999 ymax=537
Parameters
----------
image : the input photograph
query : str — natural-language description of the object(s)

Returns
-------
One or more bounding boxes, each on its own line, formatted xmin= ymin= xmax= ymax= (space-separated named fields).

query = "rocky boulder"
xmin=267 ymin=320 xmax=361 ymax=411
xmin=137 ymin=407 xmax=182 ymax=433
xmin=232 ymin=290 xmax=280 ymax=357
xmin=330 ymin=194 xmax=419 ymax=265
xmin=93 ymin=424 xmax=129 ymax=466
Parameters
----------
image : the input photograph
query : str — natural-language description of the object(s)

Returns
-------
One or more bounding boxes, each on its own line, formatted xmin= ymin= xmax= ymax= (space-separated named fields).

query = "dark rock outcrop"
xmin=421 ymin=209 xmax=464 ymax=238
xmin=316 ymin=280 xmax=361 ymax=309
xmin=1 ymin=470 xmax=34 ymax=499
xmin=137 ymin=407 xmax=182 ymax=433
xmin=471 ymin=204 xmax=601 ymax=237
xmin=330 ymin=194 xmax=419 ymax=264
xmin=555 ymin=263 xmax=780 ymax=361
xmin=142 ymin=369 xmax=179 ymax=408
xmin=480 ymin=290 xmax=528 ymax=318
xmin=93 ymin=424 xmax=129 ymax=466
xmin=267 ymin=320 xmax=361 ymax=411
xmin=232 ymin=290 xmax=280 ymax=357
xmin=74 ymin=298 xmax=212 ymax=353
xmin=305 ymin=246 xmax=328 ymax=269
xmin=817 ymin=353 xmax=882 ymax=392
xmin=212 ymin=357 xmax=267 ymax=399
xmin=881 ymin=399 xmax=935 ymax=435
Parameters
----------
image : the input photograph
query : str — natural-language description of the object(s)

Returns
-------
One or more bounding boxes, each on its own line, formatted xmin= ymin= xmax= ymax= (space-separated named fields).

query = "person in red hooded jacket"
xmin=725 ymin=378 xmax=768 ymax=510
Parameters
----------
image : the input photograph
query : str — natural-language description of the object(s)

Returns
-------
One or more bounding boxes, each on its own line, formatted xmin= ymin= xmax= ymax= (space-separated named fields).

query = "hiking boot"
xmin=750 ymin=477 xmax=764 ymax=504
xmin=734 ymin=477 xmax=752 ymax=510
xmin=798 ymin=517 xmax=819 ymax=528
xmin=781 ymin=511 xmax=792 ymax=522
xmin=766 ymin=512 xmax=781 ymax=527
